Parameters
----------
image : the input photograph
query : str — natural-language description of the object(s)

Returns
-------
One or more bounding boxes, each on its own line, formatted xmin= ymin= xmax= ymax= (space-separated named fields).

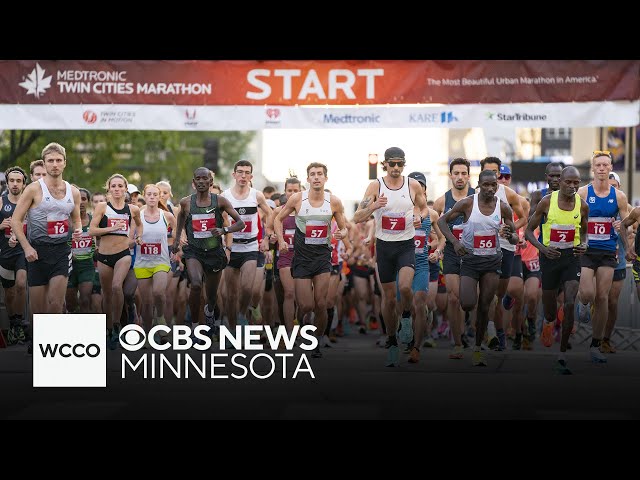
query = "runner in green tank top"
xmin=172 ymin=167 xmax=246 ymax=337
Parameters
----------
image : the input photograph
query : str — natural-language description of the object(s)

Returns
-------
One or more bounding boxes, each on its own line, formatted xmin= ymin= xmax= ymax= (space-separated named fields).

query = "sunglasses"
xmin=498 ymin=174 xmax=511 ymax=180
xmin=592 ymin=150 xmax=612 ymax=159
xmin=387 ymin=160 xmax=405 ymax=168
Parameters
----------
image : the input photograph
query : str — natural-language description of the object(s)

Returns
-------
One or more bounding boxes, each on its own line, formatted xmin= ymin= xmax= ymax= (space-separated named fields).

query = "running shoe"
xmin=449 ymin=345 xmax=464 ymax=359
xmin=398 ymin=316 xmax=413 ymax=344
xmin=408 ymin=347 xmax=420 ymax=364
xmin=555 ymin=359 xmax=572 ymax=375
xmin=472 ymin=350 xmax=487 ymax=366
xmin=590 ymin=346 xmax=607 ymax=363
xmin=385 ymin=344 xmax=399 ymax=367
xmin=576 ymin=302 xmax=592 ymax=324
xmin=541 ymin=321 xmax=554 ymax=347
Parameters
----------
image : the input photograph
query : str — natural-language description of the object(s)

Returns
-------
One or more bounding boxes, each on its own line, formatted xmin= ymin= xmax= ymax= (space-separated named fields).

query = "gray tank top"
xmin=27 ymin=178 xmax=74 ymax=245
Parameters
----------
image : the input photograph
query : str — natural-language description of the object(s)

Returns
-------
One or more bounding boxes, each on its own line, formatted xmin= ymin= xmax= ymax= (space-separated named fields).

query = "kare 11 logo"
xmin=33 ymin=314 xmax=106 ymax=387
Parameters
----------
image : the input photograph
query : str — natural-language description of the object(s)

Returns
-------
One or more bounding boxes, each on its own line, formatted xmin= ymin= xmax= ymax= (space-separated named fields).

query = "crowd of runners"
xmin=2 ymin=142 xmax=639 ymax=374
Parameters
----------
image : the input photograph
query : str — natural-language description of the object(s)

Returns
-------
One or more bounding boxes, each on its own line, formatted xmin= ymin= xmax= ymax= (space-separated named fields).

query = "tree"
xmin=0 ymin=130 xmax=254 ymax=199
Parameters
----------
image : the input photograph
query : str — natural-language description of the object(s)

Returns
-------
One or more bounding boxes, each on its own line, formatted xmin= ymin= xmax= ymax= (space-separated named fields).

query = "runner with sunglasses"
xmin=354 ymin=147 xmax=426 ymax=367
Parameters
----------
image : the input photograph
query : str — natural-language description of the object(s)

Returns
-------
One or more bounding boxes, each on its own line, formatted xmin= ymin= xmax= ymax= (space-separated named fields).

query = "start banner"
xmin=1 ymin=60 xmax=637 ymax=106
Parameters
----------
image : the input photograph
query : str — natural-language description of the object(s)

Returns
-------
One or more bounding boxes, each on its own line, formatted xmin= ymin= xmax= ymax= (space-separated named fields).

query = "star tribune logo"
xmin=19 ymin=63 xmax=52 ymax=98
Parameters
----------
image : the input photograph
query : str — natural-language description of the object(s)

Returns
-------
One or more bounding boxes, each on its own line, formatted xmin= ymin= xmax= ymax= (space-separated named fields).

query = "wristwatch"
xmin=223 ymin=226 xmax=229 ymax=234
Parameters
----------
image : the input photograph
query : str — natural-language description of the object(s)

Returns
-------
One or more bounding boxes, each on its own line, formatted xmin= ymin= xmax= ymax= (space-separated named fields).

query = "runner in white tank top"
xmin=134 ymin=184 xmax=176 ymax=335
xmin=10 ymin=142 xmax=83 ymax=356
xmin=479 ymin=157 xmax=528 ymax=351
xmin=275 ymin=162 xmax=353 ymax=359
xmin=220 ymin=160 xmax=274 ymax=328
xmin=438 ymin=170 xmax=518 ymax=367
xmin=353 ymin=147 xmax=427 ymax=367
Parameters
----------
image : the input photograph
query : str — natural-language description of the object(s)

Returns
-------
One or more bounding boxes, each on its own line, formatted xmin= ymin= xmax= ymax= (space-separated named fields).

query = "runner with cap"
xmin=354 ymin=147 xmax=426 ymax=367
xmin=404 ymin=171 xmax=444 ymax=363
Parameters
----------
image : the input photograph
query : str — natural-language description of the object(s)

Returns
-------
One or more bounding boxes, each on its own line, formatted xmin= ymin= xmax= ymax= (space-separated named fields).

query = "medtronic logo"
xmin=33 ymin=314 xmax=106 ymax=387
xmin=323 ymin=114 xmax=380 ymax=124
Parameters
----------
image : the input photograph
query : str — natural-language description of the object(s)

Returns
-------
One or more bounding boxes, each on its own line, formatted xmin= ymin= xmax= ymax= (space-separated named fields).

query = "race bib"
xmin=47 ymin=214 xmax=69 ymax=239
xmin=452 ymin=225 xmax=464 ymax=242
xmin=191 ymin=213 xmax=216 ymax=239
xmin=525 ymin=258 xmax=540 ymax=272
xmin=232 ymin=214 xmax=254 ymax=238
xmin=305 ymin=221 xmax=328 ymax=245
xmin=587 ymin=217 xmax=612 ymax=241
xmin=284 ymin=228 xmax=295 ymax=249
xmin=107 ymin=213 xmax=129 ymax=235
xmin=549 ymin=224 xmax=575 ymax=249
xmin=473 ymin=230 xmax=497 ymax=256
xmin=381 ymin=213 xmax=406 ymax=234
xmin=414 ymin=230 xmax=426 ymax=255
xmin=4 ymin=223 xmax=27 ymax=238
xmin=140 ymin=242 xmax=162 ymax=257
xmin=71 ymin=232 xmax=93 ymax=257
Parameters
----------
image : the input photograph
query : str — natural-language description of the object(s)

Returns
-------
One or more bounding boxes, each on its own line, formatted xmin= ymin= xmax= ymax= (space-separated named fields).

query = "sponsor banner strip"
xmin=0 ymin=101 xmax=636 ymax=131
xmin=2 ymin=60 xmax=638 ymax=105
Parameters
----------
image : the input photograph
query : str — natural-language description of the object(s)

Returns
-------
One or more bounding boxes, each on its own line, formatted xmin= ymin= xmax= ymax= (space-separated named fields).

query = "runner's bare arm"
xmin=429 ymin=209 xmax=446 ymax=253
xmin=529 ymin=190 xmax=543 ymax=219
xmin=171 ymin=196 xmax=189 ymax=253
xmin=218 ymin=195 xmax=245 ymax=233
xmin=500 ymin=202 xmax=518 ymax=245
xmin=11 ymin=182 xmax=36 ymax=252
xmin=505 ymin=186 xmax=527 ymax=229
xmin=274 ymin=192 xmax=300 ymax=246
xmin=353 ymin=181 xmax=380 ymax=224
xmin=615 ymin=189 xmax=631 ymax=254
xmin=70 ymin=186 xmax=83 ymax=237
xmin=410 ymin=178 xmax=428 ymax=224
xmin=130 ymin=204 xmax=143 ymax=245
xmin=437 ymin=197 xmax=471 ymax=246
xmin=525 ymin=196 xmax=554 ymax=256
xmin=331 ymin=195 xmax=353 ymax=255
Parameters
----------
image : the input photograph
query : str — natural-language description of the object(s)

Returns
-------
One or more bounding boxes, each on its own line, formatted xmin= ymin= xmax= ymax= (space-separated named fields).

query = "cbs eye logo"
xmin=119 ymin=324 xmax=147 ymax=351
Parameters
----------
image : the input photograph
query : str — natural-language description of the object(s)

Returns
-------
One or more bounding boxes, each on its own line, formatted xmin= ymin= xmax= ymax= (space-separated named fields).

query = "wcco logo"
xmin=33 ymin=314 xmax=106 ymax=388
xmin=39 ymin=343 xmax=101 ymax=358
